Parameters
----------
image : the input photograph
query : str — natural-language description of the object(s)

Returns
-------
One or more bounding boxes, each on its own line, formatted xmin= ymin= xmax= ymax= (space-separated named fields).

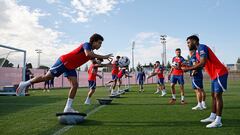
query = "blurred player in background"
xmin=189 ymin=49 xmax=206 ymax=110
xmin=168 ymin=48 xmax=186 ymax=104
xmin=147 ymin=61 xmax=167 ymax=96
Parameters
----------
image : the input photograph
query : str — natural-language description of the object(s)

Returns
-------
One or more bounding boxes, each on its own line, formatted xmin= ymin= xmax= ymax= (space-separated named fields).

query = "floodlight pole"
xmin=160 ymin=35 xmax=167 ymax=66
xmin=35 ymin=49 xmax=42 ymax=68
xmin=132 ymin=41 xmax=135 ymax=72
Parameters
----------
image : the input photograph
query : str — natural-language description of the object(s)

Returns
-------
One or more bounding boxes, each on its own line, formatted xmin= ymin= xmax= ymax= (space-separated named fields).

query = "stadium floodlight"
xmin=160 ymin=35 xmax=167 ymax=66
xmin=35 ymin=49 xmax=42 ymax=68
xmin=0 ymin=44 xmax=26 ymax=81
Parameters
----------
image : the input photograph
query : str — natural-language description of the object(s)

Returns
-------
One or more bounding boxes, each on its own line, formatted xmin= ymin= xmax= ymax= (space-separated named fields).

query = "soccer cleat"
xmin=206 ymin=121 xmax=222 ymax=128
xmin=154 ymin=91 xmax=160 ymax=94
xmin=63 ymin=107 xmax=79 ymax=113
xmin=169 ymin=98 xmax=176 ymax=104
xmin=202 ymin=104 xmax=207 ymax=110
xmin=16 ymin=81 xmax=29 ymax=96
xmin=200 ymin=117 xmax=215 ymax=123
xmin=84 ymin=98 xmax=91 ymax=105
xmin=161 ymin=92 xmax=167 ymax=97
xmin=192 ymin=105 xmax=203 ymax=110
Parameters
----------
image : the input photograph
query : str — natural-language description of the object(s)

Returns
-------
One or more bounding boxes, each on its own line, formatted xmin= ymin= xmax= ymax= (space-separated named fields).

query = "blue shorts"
xmin=112 ymin=74 xmax=118 ymax=80
xmin=170 ymin=75 xmax=184 ymax=85
xmin=49 ymin=58 xmax=77 ymax=77
xmin=191 ymin=78 xmax=203 ymax=89
xmin=138 ymin=80 xmax=144 ymax=85
xmin=157 ymin=78 xmax=164 ymax=85
xmin=88 ymin=80 xmax=96 ymax=90
xmin=211 ymin=74 xmax=228 ymax=93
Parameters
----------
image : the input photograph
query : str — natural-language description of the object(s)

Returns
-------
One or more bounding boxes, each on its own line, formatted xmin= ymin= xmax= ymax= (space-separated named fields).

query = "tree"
xmin=38 ymin=65 xmax=49 ymax=70
xmin=0 ymin=58 xmax=14 ymax=67
xmin=166 ymin=61 xmax=171 ymax=69
xmin=237 ymin=57 xmax=240 ymax=64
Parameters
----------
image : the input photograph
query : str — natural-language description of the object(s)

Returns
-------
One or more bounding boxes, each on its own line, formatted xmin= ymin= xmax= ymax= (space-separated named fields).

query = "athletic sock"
xmin=201 ymin=101 xmax=206 ymax=106
xmin=65 ymin=98 xmax=73 ymax=108
xmin=172 ymin=94 xmax=176 ymax=99
xmin=215 ymin=116 xmax=222 ymax=123
xmin=181 ymin=96 xmax=184 ymax=101
xmin=26 ymin=80 xmax=31 ymax=86
xmin=210 ymin=112 xmax=216 ymax=119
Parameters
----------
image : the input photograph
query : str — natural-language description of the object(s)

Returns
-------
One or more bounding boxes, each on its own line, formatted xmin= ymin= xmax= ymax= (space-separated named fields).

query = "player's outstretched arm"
xmin=182 ymin=57 xmax=206 ymax=71
xmin=85 ymin=50 xmax=113 ymax=59
xmin=96 ymin=74 xmax=102 ymax=79
xmin=147 ymin=72 xmax=157 ymax=79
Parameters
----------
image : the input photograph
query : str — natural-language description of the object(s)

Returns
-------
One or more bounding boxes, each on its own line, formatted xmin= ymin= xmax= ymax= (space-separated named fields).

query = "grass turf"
xmin=0 ymin=81 xmax=239 ymax=135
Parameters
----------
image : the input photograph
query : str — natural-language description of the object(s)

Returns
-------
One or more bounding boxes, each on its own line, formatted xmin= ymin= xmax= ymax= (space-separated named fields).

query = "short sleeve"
xmin=198 ymin=45 xmax=208 ymax=59
xmin=83 ymin=42 xmax=92 ymax=51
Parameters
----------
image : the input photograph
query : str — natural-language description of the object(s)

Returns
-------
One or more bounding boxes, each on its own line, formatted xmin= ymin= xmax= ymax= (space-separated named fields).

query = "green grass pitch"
xmin=0 ymin=81 xmax=239 ymax=135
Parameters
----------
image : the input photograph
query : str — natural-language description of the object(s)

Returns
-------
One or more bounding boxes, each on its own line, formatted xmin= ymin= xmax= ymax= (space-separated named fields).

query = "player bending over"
xmin=182 ymin=35 xmax=228 ymax=128
xmin=16 ymin=33 xmax=112 ymax=113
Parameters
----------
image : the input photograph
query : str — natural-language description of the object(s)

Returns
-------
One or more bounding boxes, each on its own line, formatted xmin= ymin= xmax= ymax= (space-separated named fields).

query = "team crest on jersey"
xmin=200 ymin=50 xmax=205 ymax=55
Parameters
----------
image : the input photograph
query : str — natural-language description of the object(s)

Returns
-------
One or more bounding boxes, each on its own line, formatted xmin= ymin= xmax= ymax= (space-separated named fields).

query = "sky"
xmin=0 ymin=0 xmax=239 ymax=69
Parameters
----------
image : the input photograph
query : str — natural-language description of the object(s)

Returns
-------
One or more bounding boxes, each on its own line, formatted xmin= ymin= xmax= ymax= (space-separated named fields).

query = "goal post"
xmin=0 ymin=44 xmax=26 ymax=81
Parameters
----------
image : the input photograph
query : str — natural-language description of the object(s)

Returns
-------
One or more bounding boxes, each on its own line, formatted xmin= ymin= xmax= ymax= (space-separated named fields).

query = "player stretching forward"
xmin=147 ymin=61 xmax=167 ymax=96
xmin=189 ymin=49 xmax=207 ymax=110
xmin=105 ymin=56 xmax=120 ymax=94
xmin=168 ymin=48 xmax=186 ymax=104
xmin=85 ymin=58 xmax=111 ymax=105
xmin=16 ymin=33 xmax=112 ymax=112
xmin=136 ymin=67 xmax=146 ymax=92
xmin=183 ymin=35 xmax=228 ymax=128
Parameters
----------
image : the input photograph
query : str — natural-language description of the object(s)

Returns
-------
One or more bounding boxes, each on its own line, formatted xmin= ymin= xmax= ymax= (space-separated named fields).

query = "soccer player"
xmin=168 ymin=48 xmax=186 ymax=104
xmin=85 ymin=58 xmax=110 ymax=105
xmin=136 ymin=67 xmax=146 ymax=92
xmin=105 ymin=56 xmax=120 ymax=94
xmin=16 ymin=33 xmax=113 ymax=112
xmin=115 ymin=67 xmax=131 ymax=94
xmin=189 ymin=49 xmax=207 ymax=110
xmin=147 ymin=61 xmax=167 ymax=96
xmin=43 ymin=69 xmax=50 ymax=92
xmin=182 ymin=35 xmax=228 ymax=128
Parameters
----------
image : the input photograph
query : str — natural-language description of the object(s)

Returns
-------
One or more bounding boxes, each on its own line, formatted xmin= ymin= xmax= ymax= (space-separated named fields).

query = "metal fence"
xmin=0 ymin=67 xmax=239 ymax=89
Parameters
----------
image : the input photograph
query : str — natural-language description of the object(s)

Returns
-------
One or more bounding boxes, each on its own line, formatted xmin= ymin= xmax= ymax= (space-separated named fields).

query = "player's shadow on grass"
xmin=222 ymin=119 xmax=240 ymax=127
xmin=80 ymin=120 xmax=201 ymax=127
xmin=0 ymin=95 xmax=65 ymax=117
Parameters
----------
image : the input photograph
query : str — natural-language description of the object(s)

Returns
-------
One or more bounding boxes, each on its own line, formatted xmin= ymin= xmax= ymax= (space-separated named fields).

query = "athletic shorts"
xmin=112 ymin=74 xmax=118 ymax=80
xmin=138 ymin=80 xmax=144 ymax=85
xmin=157 ymin=78 xmax=164 ymax=85
xmin=211 ymin=74 xmax=228 ymax=93
xmin=49 ymin=58 xmax=77 ymax=77
xmin=170 ymin=75 xmax=184 ymax=85
xmin=191 ymin=78 xmax=203 ymax=89
xmin=88 ymin=80 xmax=96 ymax=90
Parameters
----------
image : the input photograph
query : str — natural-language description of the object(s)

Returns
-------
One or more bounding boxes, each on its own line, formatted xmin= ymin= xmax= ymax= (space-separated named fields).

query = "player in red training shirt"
xmin=16 ymin=33 xmax=113 ymax=113
xmin=182 ymin=35 xmax=228 ymax=128
xmin=84 ymin=58 xmax=112 ymax=105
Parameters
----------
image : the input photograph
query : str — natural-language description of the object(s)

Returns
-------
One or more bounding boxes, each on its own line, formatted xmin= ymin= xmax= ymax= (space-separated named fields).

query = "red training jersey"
xmin=196 ymin=44 xmax=228 ymax=80
xmin=60 ymin=42 xmax=92 ymax=70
